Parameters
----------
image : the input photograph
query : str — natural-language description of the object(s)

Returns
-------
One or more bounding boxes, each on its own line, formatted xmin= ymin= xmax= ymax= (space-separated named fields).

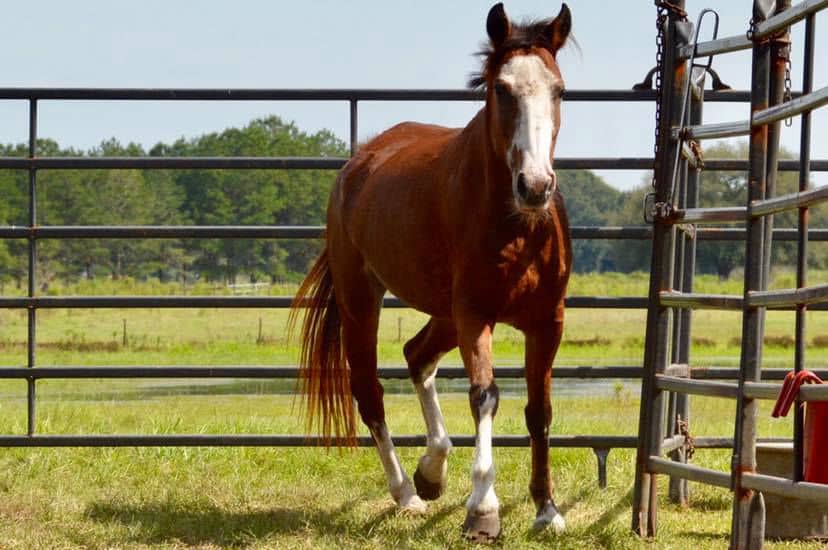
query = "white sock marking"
xmin=414 ymin=367 xmax=452 ymax=483
xmin=370 ymin=423 xmax=425 ymax=512
xmin=466 ymin=391 xmax=499 ymax=515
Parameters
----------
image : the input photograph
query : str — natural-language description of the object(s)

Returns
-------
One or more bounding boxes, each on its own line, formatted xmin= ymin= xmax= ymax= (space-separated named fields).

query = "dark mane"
xmin=467 ymin=17 xmax=565 ymax=90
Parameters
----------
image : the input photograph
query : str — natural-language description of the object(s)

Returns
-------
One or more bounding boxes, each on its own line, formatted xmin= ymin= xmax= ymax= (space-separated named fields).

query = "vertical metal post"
xmin=731 ymin=2 xmax=774 ymax=546
xmin=27 ymin=99 xmax=38 ymax=436
xmin=632 ymin=2 xmax=685 ymax=536
xmin=349 ymin=99 xmax=358 ymax=157
xmin=669 ymin=72 xmax=704 ymax=506
xmin=794 ymin=12 xmax=815 ymax=484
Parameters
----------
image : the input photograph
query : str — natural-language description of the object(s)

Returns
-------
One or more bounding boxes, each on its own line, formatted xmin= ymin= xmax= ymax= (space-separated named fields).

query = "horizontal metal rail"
xmin=753 ymin=0 xmax=828 ymax=40
xmin=748 ymin=283 xmax=828 ymax=308
xmin=655 ymin=375 xmax=740 ymax=398
xmin=0 ymin=434 xmax=793 ymax=450
xmin=752 ymin=85 xmax=828 ymax=127
xmin=0 ymin=365 xmax=643 ymax=380
xmin=677 ymin=33 xmax=753 ymax=59
xmin=659 ymin=291 xmax=744 ymax=310
xmin=741 ymin=472 xmax=828 ymax=503
xmin=743 ymin=382 xmax=786 ymax=400
xmin=672 ymin=120 xmax=751 ymax=141
xmin=4 ymin=225 xmax=828 ymax=242
xmin=0 ymin=295 xmax=649 ymax=310
xmin=0 ymin=156 xmax=662 ymax=171
xmin=0 ymin=434 xmax=638 ymax=449
xmin=0 ymin=88 xmax=767 ymax=103
xmin=647 ymin=456 xmax=731 ymax=488
xmin=0 ymin=366 xmax=823 ymax=381
xmin=0 ymin=225 xmax=653 ymax=241
xmin=0 ymin=156 xmax=825 ymax=173
xmin=750 ymin=184 xmax=828 ymax=217
xmin=671 ymin=206 xmax=746 ymax=224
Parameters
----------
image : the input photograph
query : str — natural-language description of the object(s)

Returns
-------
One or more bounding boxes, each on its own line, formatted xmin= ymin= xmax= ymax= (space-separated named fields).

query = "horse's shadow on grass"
xmin=86 ymin=498 xmax=372 ymax=546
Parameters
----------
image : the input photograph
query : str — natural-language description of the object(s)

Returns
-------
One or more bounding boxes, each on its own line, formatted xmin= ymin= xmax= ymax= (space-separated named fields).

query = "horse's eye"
xmin=494 ymin=83 xmax=509 ymax=98
xmin=555 ymin=88 xmax=566 ymax=100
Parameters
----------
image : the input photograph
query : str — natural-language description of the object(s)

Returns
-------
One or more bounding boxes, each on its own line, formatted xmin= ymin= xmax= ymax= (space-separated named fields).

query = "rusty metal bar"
xmin=648 ymin=456 xmax=731 ymax=488
xmin=633 ymin=3 xmax=685 ymax=536
xmin=659 ymin=291 xmax=743 ymax=310
xmin=747 ymin=283 xmax=828 ymax=307
xmin=670 ymin=206 xmax=746 ymax=223
xmin=672 ymin=120 xmax=750 ymax=140
xmin=731 ymin=5 xmax=774 ymax=544
xmin=752 ymin=84 xmax=828 ymax=126
xmin=753 ymin=0 xmax=828 ymax=38
xmin=750 ymin=184 xmax=828 ymax=217
xmin=655 ymin=375 xmax=740 ymax=398
xmin=677 ymin=33 xmax=752 ymax=58
xmin=741 ymin=472 xmax=828 ymax=502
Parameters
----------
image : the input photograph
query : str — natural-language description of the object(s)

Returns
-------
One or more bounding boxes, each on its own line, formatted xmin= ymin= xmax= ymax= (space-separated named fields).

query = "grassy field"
xmin=0 ymin=271 xmax=826 ymax=547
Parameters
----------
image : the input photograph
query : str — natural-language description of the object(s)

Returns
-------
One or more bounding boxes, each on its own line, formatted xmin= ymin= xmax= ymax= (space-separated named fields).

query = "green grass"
xmin=0 ymin=271 xmax=826 ymax=547
xmin=0 ymin=391 xmax=820 ymax=549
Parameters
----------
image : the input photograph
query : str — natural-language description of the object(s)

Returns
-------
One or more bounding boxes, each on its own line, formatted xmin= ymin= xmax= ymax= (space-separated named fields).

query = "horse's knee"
xmin=524 ymin=401 xmax=551 ymax=440
xmin=469 ymin=382 xmax=500 ymax=423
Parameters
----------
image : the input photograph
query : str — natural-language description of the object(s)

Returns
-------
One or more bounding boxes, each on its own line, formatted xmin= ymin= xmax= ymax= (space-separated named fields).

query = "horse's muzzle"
xmin=516 ymin=171 xmax=555 ymax=208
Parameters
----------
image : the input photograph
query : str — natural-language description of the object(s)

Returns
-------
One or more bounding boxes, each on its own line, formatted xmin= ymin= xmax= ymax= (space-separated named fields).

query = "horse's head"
xmin=473 ymin=3 xmax=571 ymax=213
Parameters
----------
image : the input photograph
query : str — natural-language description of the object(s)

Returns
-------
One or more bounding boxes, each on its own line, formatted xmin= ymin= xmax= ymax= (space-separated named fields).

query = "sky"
xmin=0 ymin=1 xmax=825 ymax=190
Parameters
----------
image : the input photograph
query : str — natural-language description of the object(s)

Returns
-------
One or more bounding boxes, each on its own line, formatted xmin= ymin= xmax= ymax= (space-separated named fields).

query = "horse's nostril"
xmin=517 ymin=173 xmax=528 ymax=197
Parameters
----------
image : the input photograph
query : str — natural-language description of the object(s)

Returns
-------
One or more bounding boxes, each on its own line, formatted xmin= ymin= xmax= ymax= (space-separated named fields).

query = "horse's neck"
xmin=454 ymin=108 xmax=513 ymax=212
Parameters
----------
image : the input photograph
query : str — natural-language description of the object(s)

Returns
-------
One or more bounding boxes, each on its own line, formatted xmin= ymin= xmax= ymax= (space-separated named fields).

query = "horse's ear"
xmin=545 ymin=3 xmax=571 ymax=54
xmin=486 ymin=3 xmax=511 ymax=48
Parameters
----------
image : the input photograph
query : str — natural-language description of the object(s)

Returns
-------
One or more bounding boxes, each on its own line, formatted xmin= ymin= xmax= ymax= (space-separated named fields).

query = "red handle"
xmin=772 ymin=370 xmax=823 ymax=418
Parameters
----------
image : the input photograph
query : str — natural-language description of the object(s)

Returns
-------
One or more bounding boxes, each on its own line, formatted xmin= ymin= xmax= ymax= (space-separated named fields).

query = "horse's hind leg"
xmin=338 ymin=283 xmax=426 ymax=513
xmin=524 ymin=312 xmax=566 ymax=533
xmin=404 ymin=318 xmax=457 ymax=500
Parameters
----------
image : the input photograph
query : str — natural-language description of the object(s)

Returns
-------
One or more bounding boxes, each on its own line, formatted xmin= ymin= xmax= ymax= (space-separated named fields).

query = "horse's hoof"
xmin=532 ymin=500 xmax=566 ymax=534
xmin=462 ymin=510 xmax=501 ymax=543
xmin=413 ymin=466 xmax=446 ymax=500
xmin=399 ymin=493 xmax=428 ymax=514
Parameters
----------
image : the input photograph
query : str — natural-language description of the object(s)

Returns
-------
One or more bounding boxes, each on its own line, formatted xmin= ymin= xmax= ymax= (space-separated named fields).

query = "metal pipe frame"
xmin=0 ymin=295 xmax=650 ymax=310
xmin=632 ymin=2 xmax=685 ymax=536
xmin=672 ymin=119 xmax=751 ymax=140
xmin=678 ymin=33 xmax=753 ymax=59
xmin=730 ymin=2 xmax=777 ymax=544
xmin=753 ymin=0 xmax=828 ymax=39
xmin=0 ymin=365 xmax=821 ymax=381
xmin=750 ymin=183 xmax=828 ymax=217
xmin=752 ymin=85 xmax=828 ymax=126
xmin=659 ymin=291 xmax=744 ymax=310
xmin=0 ymin=156 xmax=825 ymax=172
xmin=794 ymin=10 xmax=816 ymax=485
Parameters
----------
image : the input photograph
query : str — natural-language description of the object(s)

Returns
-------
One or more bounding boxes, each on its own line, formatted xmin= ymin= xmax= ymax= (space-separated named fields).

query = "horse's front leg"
xmin=524 ymin=313 xmax=566 ymax=533
xmin=457 ymin=315 xmax=501 ymax=542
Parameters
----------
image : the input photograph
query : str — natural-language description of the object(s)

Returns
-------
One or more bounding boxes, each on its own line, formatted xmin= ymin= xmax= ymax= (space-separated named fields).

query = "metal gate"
xmin=633 ymin=1 xmax=828 ymax=547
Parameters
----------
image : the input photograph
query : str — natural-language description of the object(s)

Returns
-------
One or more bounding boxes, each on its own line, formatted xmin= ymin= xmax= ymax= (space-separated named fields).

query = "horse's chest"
xmin=492 ymin=236 xmax=568 ymax=318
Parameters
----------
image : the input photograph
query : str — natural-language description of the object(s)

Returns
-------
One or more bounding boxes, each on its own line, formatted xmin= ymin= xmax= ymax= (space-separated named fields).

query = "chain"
xmin=677 ymin=416 xmax=695 ymax=460
xmin=784 ymin=52 xmax=793 ymax=127
xmin=650 ymin=5 xmax=668 ymax=189
xmin=650 ymin=2 xmax=688 ymax=191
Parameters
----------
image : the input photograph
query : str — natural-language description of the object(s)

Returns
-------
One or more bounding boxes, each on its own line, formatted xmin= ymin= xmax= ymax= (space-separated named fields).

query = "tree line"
xmin=0 ymin=117 xmax=824 ymax=289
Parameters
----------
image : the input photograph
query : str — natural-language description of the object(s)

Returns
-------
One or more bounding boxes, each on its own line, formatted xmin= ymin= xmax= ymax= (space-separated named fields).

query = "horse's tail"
xmin=288 ymin=246 xmax=357 ymax=446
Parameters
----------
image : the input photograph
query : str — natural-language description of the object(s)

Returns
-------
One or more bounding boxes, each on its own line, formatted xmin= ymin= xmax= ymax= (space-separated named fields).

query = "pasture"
xmin=0 ymin=272 xmax=826 ymax=547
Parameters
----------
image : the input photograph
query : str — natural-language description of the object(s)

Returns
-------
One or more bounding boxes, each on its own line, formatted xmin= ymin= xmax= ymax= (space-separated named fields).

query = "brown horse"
xmin=290 ymin=2 xmax=572 ymax=541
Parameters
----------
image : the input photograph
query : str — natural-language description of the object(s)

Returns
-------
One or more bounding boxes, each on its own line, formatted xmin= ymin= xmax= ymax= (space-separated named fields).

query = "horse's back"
xmin=327 ymin=122 xmax=462 ymax=317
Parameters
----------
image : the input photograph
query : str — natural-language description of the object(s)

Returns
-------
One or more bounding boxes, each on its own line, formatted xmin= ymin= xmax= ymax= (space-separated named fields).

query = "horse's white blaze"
xmin=414 ymin=366 xmax=452 ymax=482
xmin=370 ymin=423 xmax=425 ymax=512
xmin=466 ymin=391 xmax=499 ymax=514
xmin=498 ymin=54 xmax=562 ymax=194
